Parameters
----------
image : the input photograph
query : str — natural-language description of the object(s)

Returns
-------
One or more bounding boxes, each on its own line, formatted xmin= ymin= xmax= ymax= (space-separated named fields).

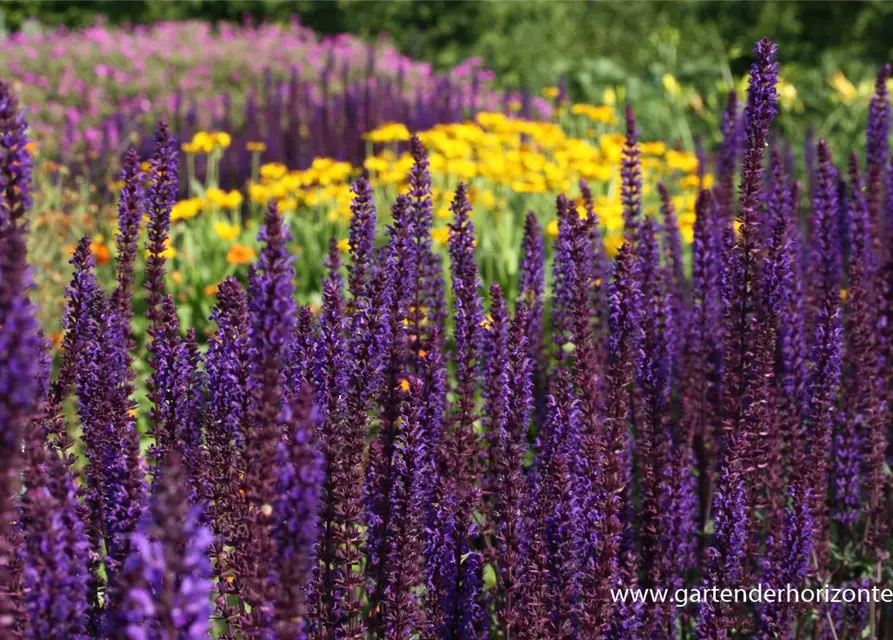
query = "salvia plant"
xmin=1 ymin=38 xmax=892 ymax=640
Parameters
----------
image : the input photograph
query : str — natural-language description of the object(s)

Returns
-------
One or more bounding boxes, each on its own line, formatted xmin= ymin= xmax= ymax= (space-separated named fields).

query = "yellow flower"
xmin=260 ymin=163 xmax=287 ymax=181
xmin=398 ymin=378 xmax=411 ymax=392
xmin=220 ymin=190 xmax=243 ymax=210
xmin=214 ymin=221 xmax=241 ymax=241
xmin=640 ymin=141 xmax=666 ymax=156
xmin=337 ymin=239 xmax=351 ymax=253
xmin=171 ymin=271 xmax=183 ymax=285
xmin=665 ymin=149 xmax=699 ymax=174
xmin=249 ymin=183 xmax=271 ymax=204
xmin=204 ymin=284 xmax=219 ymax=297
xmin=213 ymin=132 xmax=232 ymax=149
xmin=246 ymin=141 xmax=267 ymax=153
xmin=181 ymin=142 xmax=198 ymax=154
xmin=171 ymin=198 xmax=204 ymax=221
xmin=546 ymin=219 xmax=560 ymax=238
xmin=776 ymin=77 xmax=803 ymax=112
xmin=364 ymin=122 xmax=411 ymax=144
xmin=191 ymin=131 xmax=214 ymax=153
xmin=828 ymin=70 xmax=857 ymax=105
xmin=25 ymin=141 xmax=38 ymax=155
xmin=541 ymin=86 xmax=560 ymax=99
xmin=662 ymin=73 xmax=682 ymax=97
xmin=431 ymin=226 xmax=450 ymax=246
xmin=226 ymin=244 xmax=256 ymax=265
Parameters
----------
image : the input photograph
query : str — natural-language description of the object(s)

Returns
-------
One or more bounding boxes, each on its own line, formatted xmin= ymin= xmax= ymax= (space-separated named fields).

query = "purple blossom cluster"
xmin=2 ymin=37 xmax=893 ymax=639
xmin=3 ymin=20 xmax=551 ymax=185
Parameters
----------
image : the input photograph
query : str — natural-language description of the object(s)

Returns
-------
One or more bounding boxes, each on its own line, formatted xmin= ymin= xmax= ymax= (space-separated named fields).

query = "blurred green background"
xmin=3 ymin=1 xmax=892 ymax=88
xmin=3 ymin=0 xmax=892 ymax=151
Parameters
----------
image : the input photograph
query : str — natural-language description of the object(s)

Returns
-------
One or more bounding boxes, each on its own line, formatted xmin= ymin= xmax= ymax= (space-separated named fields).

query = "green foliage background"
xmin=3 ymin=1 xmax=892 ymax=84
xmin=4 ymin=1 xmax=893 ymax=150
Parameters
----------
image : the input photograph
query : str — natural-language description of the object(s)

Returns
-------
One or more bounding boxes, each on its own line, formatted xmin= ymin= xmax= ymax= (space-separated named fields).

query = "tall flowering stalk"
xmin=865 ymin=64 xmax=891 ymax=240
xmin=581 ymin=242 xmax=641 ymax=636
xmin=0 ymin=78 xmax=41 ymax=636
xmin=272 ymin=387 xmax=323 ymax=639
xmin=634 ymin=218 xmax=676 ymax=636
xmin=680 ymin=190 xmax=724 ymax=534
xmin=721 ymin=37 xmax=777 ymax=557
xmin=381 ymin=378 xmax=427 ymax=640
xmin=19 ymin=419 xmax=90 ymax=639
xmin=620 ymin=105 xmax=643 ymax=244
xmin=837 ymin=156 xmax=884 ymax=538
xmin=696 ymin=434 xmax=748 ymax=639
xmin=518 ymin=212 xmax=547 ymax=422
xmin=445 ymin=183 xmax=484 ymax=511
xmin=409 ymin=134 xmax=447 ymax=339
xmin=492 ymin=306 xmax=533 ymax=636
xmin=803 ymin=141 xmax=844 ymax=569
xmin=112 ymin=454 xmax=213 ymax=640
xmin=239 ymin=202 xmax=297 ymax=631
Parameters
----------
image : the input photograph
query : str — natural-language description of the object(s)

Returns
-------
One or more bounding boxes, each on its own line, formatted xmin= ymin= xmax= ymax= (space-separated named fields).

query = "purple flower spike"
xmin=382 ymin=378 xmax=427 ymax=640
xmin=409 ymin=135 xmax=447 ymax=339
xmin=493 ymin=306 xmax=533 ymax=635
xmin=143 ymin=121 xmax=178 ymax=331
xmin=581 ymin=241 xmax=641 ymax=635
xmin=445 ymin=183 xmax=484 ymax=512
xmin=866 ymin=64 xmax=891 ymax=235
xmin=272 ymin=387 xmax=323 ymax=639
xmin=620 ymin=104 xmax=642 ymax=243
xmin=696 ymin=435 xmax=748 ymax=639
xmin=111 ymin=148 xmax=144 ymax=326
xmin=347 ymin=176 xmax=377 ymax=303
xmin=112 ymin=454 xmax=213 ymax=640
xmin=20 ymin=420 xmax=90 ymax=640
xmin=759 ymin=485 xmax=814 ymax=639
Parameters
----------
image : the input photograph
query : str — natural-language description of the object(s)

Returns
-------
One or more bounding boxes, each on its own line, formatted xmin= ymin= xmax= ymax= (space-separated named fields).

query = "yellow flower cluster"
xmin=182 ymin=131 xmax=232 ymax=154
xmin=363 ymin=122 xmax=411 ymax=144
xmin=171 ymin=188 xmax=243 ymax=221
xmin=241 ymin=107 xmax=708 ymax=250
xmin=250 ymin=157 xmax=356 ymax=221
xmin=570 ymin=103 xmax=615 ymax=124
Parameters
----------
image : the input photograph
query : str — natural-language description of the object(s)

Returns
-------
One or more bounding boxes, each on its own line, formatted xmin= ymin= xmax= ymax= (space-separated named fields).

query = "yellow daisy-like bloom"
xmin=226 ymin=244 xmax=256 ymax=265
xmin=640 ymin=141 xmax=666 ymax=156
xmin=249 ymin=183 xmax=271 ymax=204
xmin=220 ymin=190 xmax=243 ymax=210
xmin=541 ymin=86 xmax=560 ymax=99
xmin=246 ymin=141 xmax=267 ymax=153
xmin=214 ymin=221 xmax=241 ymax=241
xmin=665 ymin=149 xmax=699 ymax=174
xmin=398 ymin=378 xmax=411 ymax=392
xmin=546 ymin=219 xmax=560 ymax=238
xmin=431 ymin=226 xmax=450 ymax=246
xmin=337 ymin=239 xmax=351 ymax=253
xmin=213 ymin=132 xmax=232 ymax=149
xmin=364 ymin=122 xmax=411 ymax=144
xmin=260 ymin=163 xmax=287 ymax=181
xmin=204 ymin=284 xmax=219 ymax=297
xmin=171 ymin=198 xmax=204 ymax=221
xmin=191 ymin=131 xmax=215 ymax=153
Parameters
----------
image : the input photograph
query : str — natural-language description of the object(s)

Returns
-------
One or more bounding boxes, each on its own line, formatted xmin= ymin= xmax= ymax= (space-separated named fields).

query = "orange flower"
xmin=204 ymin=284 xmax=219 ymax=297
xmin=90 ymin=241 xmax=111 ymax=266
xmin=226 ymin=244 xmax=256 ymax=265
